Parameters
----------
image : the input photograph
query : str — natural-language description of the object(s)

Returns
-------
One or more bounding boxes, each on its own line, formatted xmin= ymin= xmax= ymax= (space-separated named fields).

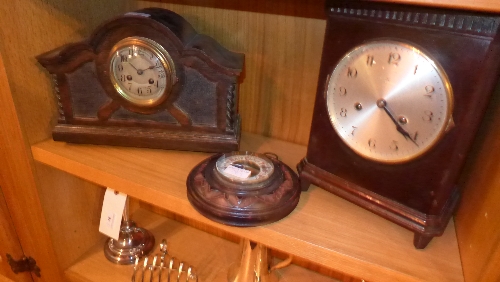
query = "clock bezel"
xmin=326 ymin=39 xmax=454 ymax=164
xmin=108 ymin=36 xmax=177 ymax=107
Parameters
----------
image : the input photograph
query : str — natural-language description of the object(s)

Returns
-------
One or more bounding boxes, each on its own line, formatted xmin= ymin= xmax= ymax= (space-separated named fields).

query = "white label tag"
xmin=99 ymin=188 xmax=127 ymax=240
xmin=224 ymin=165 xmax=251 ymax=179
xmin=124 ymin=12 xmax=151 ymax=17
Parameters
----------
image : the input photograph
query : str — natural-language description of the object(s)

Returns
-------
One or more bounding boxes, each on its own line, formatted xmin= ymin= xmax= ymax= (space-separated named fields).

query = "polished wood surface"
xmin=301 ymin=0 xmax=500 ymax=249
xmin=0 ymin=1 xmax=132 ymax=280
xmin=37 ymin=8 xmax=243 ymax=152
xmin=0 ymin=275 xmax=15 ymax=282
xmin=32 ymin=133 xmax=463 ymax=282
xmin=455 ymin=85 xmax=500 ymax=281
xmin=0 ymin=0 xmax=498 ymax=281
xmin=65 ymin=209 xmax=339 ymax=282
xmin=0 ymin=189 xmax=31 ymax=282
xmin=0 ymin=51 xmax=63 ymax=281
xmin=145 ymin=0 xmax=500 ymax=16
xmin=142 ymin=203 xmax=360 ymax=282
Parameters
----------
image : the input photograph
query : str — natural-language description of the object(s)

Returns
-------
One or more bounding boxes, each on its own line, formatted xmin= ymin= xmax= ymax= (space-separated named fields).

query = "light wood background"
xmin=0 ymin=0 xmax=134 ymax=278
xmin=0 ymin=0 xmax=499 ymax=281
xmin=133 ymin=1 xmax=326 ymax=145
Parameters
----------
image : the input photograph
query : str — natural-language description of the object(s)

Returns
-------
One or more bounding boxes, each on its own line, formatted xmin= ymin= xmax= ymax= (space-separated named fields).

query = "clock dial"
xmin=216 ymin=152 xmax=275 ymax=184
xmin=109 ymin=37 xmax=176 ymax=106
xmin=326 ymin=40 xmax=453 ymax=163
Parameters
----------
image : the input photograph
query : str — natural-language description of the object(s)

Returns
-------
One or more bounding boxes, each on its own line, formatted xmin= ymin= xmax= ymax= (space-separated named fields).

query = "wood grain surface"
xmin=0 ymin=1 xmax=132 ymax=280
xmin=0 ymin=51 xmax=63 ymax=281
xmin=0 ymin=0 xmax=498 ymax=281
xmin=0 ymin=189 xmax=31 ymax=282
xmin=31 ymin=133 xmax=464 ymax=282
xmin=455 ymin=85 xmax=500 ymax=281
xmin=65 ymin=209 xmax=339 ymax=282
xmin=134 ymin=1 xmax=325 ymax=145
xmin=144 ymin=0 xmax=500 ymax=15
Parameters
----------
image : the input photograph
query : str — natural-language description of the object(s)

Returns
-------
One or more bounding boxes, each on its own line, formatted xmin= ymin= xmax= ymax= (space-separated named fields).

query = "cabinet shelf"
xmin=65 ymin=208 xmax=336 ymax=282
xmin=31 ymin=132 xmax=463 ymax=282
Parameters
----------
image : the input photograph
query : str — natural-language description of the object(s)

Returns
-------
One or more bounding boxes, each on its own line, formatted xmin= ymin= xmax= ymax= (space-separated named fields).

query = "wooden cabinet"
xmin=0 ymin=0 xmax=499 ymax=281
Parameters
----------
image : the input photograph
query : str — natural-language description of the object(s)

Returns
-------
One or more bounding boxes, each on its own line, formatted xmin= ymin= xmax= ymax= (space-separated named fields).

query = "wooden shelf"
xmin=32 ymin=133 xmax=463 ymax=282
xmin=65 ymin=208 xmax=337 ymax=282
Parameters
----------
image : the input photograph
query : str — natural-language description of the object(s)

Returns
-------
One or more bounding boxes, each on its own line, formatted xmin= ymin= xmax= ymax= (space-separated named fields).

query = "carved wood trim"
xmin=328 ymin=1 xmax=500 ymax=37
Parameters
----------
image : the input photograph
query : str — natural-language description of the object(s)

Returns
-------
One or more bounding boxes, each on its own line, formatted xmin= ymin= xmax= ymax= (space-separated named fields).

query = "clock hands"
xmin=127 ymin=62 xmax=146 ymax=75
xmin=127 ymin=62 xmax=155 ymax=75
xmin=376 ymin=99 xmax=419 ymax=147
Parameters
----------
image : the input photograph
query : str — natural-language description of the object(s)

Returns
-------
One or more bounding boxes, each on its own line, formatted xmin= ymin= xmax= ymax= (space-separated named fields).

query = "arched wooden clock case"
xmin=298 ymin=0 xmax=500 ymax=248
xmin=37 ymin=8 xmax=244 ymax=152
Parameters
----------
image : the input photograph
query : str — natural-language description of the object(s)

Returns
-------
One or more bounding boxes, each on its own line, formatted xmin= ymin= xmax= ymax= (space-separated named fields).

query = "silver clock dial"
xmin=109 ymin=37 xmax=176 ymax=106
xmin=326 ymin=40 xmax=453 ymax=163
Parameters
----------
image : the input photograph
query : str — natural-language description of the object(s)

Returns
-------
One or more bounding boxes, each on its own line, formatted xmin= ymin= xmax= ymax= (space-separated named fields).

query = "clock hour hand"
xmin=376 ymin=99 xmax=419 ymax=147
xmin=128 ymin=62 xmax=146 ymax=75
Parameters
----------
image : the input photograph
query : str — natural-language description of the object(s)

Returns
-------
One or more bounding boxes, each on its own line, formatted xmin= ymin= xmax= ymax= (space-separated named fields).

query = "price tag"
xmin=124 ymin=12 xmax=151 ymax=17
xmin=224 ymin=165 xmax=251 ymax=179
xmin=99 ymin=188 xmax=127 ymax=240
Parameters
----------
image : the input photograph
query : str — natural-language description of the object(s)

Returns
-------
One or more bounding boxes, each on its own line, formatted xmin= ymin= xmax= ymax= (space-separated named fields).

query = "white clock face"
xmin=216 ymin=153 xmax=274 ymax=184
xmin=109 ymin=37 xmax=175 ymax=106
xmin=326 ymin=40 xmax=453 ymax=163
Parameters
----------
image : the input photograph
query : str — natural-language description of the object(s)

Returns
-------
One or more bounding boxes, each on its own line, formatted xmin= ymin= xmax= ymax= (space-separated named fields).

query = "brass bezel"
xmin=326 ymin=39 xmax=454 ymax=164
xmin=108 ymin=36 xmax=176 ymax=107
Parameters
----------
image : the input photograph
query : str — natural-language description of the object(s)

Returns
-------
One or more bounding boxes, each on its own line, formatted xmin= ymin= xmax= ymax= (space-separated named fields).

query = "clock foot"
xmin=299 ymin=178 xmax=311 ymax=191
xmin=413 ymin=233 xmax=433 ymax=249
xmin=297 ymin=158 xmax=312 ymax=191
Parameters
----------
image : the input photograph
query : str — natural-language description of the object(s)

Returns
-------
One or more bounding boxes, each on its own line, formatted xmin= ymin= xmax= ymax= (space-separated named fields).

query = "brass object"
xmin=6 ymin=254 xmax=41 ymax=277
xmin=108 ymin=36 xmax=177 ymax=107
xmin=227 ymin=239 xmax=292 ymax=282
xmin=326 ymin=40 xmax=453 ymax=164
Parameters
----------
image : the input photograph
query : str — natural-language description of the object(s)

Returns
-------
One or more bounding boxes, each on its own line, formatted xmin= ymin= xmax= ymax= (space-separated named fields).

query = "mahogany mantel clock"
xmin=37 ymin=8 xmax=244 ymax=152
xmin=298 ymin=0 xmax=500 ymax=248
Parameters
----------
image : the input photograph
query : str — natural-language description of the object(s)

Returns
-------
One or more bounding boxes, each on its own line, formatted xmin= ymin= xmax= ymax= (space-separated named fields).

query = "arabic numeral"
xmin=388 ymin=52 xmax=401 ymax=66
xmin=340 ymin=108 xmax=347 ymax=117
xmin=347 ymin=67 xmax=357 ymax=78
xmin=339 ymin=87 xmax=347 ymax=96
xmin=424 ymin=85 xmax=435 ymax=98
xmin=368 ymin=139 xmax=376 ymax=149
xmin=423 ymin=111 xmax=433 ymax=121
xmin=367 ymin=55 xmax=375 ymax=66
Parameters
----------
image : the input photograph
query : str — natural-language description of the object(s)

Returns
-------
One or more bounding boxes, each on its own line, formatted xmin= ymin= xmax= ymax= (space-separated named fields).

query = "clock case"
xmin=37 ymin=8 xmax=244 ymax=152
xmin=298 ymin=0 xmax=500 ymax=248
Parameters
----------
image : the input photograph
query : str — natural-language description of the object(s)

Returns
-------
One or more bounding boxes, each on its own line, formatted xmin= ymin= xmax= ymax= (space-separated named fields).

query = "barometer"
xmin=187 ymin=152 xmax=301 ymax=226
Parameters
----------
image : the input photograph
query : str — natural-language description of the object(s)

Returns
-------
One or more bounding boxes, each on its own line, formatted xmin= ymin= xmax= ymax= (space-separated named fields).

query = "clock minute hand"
xmin=376 ymin=99 xmax=419 ymax=147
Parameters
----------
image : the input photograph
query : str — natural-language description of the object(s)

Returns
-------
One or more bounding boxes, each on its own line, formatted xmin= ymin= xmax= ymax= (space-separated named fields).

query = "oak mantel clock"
xmin=37 ymin=8 xmax=244 ymax=152
xmin=298 ymin=0 xmax=500 ymax=248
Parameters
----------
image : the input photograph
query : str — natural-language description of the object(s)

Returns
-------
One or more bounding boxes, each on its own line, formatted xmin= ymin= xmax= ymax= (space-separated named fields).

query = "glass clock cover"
xmin=109 ymin=36 xmax=176 ymax=107
xmin=326 ymin=40 xmax=453 ymax=163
